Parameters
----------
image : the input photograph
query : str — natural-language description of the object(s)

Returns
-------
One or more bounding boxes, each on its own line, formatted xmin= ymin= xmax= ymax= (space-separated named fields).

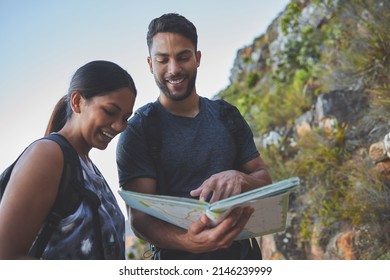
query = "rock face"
xmin=315 ymin=91 xmax=369 ymax=125
xmin=369 ymin=133 xmax=390 ymax=180
xmin=220 ymin=0 xmax=390 ymax=259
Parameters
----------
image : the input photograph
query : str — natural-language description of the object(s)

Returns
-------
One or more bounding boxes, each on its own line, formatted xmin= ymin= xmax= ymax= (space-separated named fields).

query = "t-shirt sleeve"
xmin=116 ymin=114 xmax=157 ymax=187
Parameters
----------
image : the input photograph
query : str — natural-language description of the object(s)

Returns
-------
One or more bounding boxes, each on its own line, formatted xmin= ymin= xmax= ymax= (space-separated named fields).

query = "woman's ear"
xmin=70 ymin=91 xmax=83 ymax=114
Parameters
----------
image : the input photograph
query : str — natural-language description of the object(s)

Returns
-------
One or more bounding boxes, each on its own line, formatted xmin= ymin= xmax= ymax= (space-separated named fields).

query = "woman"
xmin=0 ymin=60 xmax=137 ymax=259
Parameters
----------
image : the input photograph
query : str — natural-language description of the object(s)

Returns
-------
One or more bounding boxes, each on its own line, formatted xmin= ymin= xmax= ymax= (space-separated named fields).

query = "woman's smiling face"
xmin=77 ymin=87 xmax=135 ymax=151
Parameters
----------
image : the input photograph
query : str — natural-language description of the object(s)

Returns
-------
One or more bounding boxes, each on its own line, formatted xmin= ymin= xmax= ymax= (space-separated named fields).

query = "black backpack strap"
xmin=27 ymin=133 xmax=82 ymax=257
xmin=250 ymin=238 xmax=262 ymax=259
xmin=28 ymin=133 xmax=104 ymax=259
xmin=136 ymin=102 xmax=162 ymax=164
xmin=216 ymin=99 xmax=246 ymax=165
xmin=28 ymin=210 xmax=63 ymax=258
xmin=46 ymin=133 xmax=84 ymax=216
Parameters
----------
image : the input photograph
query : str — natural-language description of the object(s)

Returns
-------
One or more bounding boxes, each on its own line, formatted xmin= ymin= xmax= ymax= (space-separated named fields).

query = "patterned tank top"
xmin=39 ymin=158 xmax=125 ymax=259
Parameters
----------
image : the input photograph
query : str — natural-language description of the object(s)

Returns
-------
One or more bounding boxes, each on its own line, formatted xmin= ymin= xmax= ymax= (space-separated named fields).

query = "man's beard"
xmin=155 ymin=72 xmax=197 ymax=101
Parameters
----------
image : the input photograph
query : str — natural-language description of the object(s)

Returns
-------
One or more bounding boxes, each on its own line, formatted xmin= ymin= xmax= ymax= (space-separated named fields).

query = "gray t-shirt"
xmin=116 ymin=97 xmax=260 ymax=260
xmin=117 ymin=97 xmax=259 ymax=197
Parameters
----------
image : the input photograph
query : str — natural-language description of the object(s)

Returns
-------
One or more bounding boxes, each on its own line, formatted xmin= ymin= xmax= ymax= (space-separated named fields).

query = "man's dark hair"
xmin=146 ymin=13 xmax=198 ymax=53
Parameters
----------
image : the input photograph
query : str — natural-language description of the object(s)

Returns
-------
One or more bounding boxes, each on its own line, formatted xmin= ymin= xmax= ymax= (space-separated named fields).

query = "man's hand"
xmin=190 ymin=170 xmax=243 ymax=203
xmin=184 ymin=207 xmax=254 ymax=254
xmin=190 ymin=156 xmax=273 ymax=203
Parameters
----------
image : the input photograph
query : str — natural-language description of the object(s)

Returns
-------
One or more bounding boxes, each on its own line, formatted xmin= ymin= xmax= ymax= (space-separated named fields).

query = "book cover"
xmin=118 ymin=177 xmax=300 ymax=239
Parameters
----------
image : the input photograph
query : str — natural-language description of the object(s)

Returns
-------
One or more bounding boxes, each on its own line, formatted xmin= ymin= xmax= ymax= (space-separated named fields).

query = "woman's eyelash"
xmin=103 ymin=109 xmax=115 ymax=116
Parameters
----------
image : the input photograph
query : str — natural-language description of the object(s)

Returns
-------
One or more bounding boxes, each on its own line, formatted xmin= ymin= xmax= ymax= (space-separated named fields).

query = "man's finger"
xmin=190 ymin=186 xmax=202 ymax=197
xmin=199 ymin=186 xmax=214 ymax=202
xmin=220 ymin=207 xmax=254 ymax=243
xmin=189 ymin=214 xmax=209 ymax=235
xmin=208 ymin=190 xmax=221 ymax=204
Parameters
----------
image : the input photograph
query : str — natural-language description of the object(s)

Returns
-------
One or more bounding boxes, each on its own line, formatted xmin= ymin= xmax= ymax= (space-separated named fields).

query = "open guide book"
xmin=118 ymin=177 xmax=300 ymax=240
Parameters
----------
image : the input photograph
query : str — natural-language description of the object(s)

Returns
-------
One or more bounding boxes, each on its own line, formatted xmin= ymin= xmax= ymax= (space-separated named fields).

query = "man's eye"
xmin=157 ymin=59 xmax=168 ymax=64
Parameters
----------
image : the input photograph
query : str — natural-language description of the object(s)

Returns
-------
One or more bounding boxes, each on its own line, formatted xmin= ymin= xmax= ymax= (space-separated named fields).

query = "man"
xmin=116 ymin=13 xmax=272 ymax=260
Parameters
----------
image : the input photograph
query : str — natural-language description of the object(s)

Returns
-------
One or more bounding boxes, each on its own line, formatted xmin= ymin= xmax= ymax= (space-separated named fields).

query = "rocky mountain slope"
xmin=218 ymin=0 xmax=390 ymax=259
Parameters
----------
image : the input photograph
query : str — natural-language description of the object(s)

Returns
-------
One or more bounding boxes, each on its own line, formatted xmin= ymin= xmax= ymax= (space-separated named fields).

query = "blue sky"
xmin=0 ymin=0 xmax=289 ymax=214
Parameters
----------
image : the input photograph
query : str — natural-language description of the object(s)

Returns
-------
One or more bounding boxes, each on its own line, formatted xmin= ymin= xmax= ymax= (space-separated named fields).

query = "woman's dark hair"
xmin=146 ymin=13 xmax=198 ymax=53
xmin=45 ymin=60 xmax=137 ymax=135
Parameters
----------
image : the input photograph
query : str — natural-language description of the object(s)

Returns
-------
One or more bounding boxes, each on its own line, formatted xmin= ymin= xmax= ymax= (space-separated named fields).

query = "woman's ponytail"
xmin=44 ymin=95 xmax=68 ymax=136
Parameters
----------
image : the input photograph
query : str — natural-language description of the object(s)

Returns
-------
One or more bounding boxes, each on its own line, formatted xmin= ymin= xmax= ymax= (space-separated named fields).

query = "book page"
xmin=119 ymin=177 xmax=299 ymax=239
xmin=237 ymin=193 xmax=289 ymax=239
xmin=205 ymin=193 xmax=289 ymax=239
xmin=119 ymin=190 xmax=209 ymax=229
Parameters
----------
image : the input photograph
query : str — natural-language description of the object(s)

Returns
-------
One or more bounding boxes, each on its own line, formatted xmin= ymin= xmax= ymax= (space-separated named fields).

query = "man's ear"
xmin=147 ymin=56 xmax=153 ymax=74
xmin=196 ymin=50 xmax=201 ymax=68
xmin=70 ymin=91 xmax=83 ymax=113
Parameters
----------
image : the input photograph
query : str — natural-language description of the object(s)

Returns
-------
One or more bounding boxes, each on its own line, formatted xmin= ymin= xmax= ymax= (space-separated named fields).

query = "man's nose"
xmin=168 ymin=60 xmax=182 ymax=75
